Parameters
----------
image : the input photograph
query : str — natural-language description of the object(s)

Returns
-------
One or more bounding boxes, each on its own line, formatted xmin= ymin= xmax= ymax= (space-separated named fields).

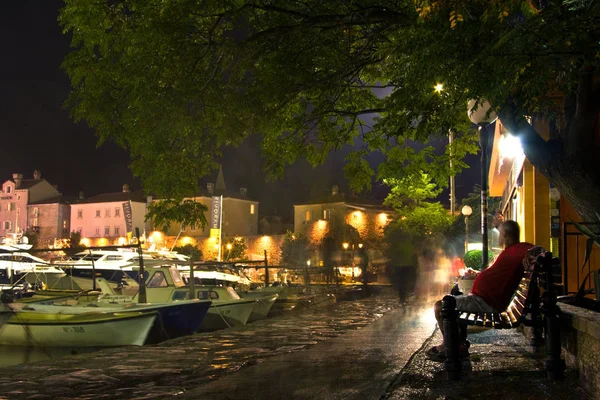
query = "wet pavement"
xmin=0 ymin=292 xmax=402 ymax=399
xmin=0 ymin=292 xmax=592 ymax=400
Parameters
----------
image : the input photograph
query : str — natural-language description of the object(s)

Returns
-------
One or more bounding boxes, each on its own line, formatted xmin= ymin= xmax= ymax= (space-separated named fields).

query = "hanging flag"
xmin=122 ymin=201 xmax=133 ymax=234
xmin=210 ymin=196 xmax=222 ymax=238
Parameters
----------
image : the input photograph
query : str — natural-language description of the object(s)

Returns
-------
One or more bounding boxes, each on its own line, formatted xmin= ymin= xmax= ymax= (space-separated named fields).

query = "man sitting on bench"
xmin=427 ymin=220 xmax=533 ymax=361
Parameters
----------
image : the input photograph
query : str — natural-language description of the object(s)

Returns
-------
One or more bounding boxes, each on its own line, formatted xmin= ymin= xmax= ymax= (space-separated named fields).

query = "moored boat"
xmin=0 ymin=306 xmax=156 ymax=347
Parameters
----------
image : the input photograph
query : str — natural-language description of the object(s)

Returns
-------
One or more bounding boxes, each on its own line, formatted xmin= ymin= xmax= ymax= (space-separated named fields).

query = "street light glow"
xmin=434 ymin=83 xmax=444 ymax=93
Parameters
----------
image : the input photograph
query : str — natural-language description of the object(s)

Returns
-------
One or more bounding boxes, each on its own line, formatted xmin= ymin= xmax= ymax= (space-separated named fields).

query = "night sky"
xmin=1 ymin=1 xmax=479 ymax=220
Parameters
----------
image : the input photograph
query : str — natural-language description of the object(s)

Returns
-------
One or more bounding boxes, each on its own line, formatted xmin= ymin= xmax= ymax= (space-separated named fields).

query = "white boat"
xmin=0 ymin=304 xmax=156 ymax=347
xmin=245 ymin=292 xmax=278 ymax=322
xmin=0 ymin=251 xmax=65 ymax=285
xmin=98 ymin=265 xmax=257 ymax=330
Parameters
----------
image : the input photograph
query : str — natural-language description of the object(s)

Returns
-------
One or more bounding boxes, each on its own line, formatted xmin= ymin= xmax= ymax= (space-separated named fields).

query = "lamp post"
xmin=468 ymin=100 xmax=497 ymax=270
xmin=226 ymin=243 xmax=232 ymax=261
xmin=461 ymin=205 xmax=472 ymax=254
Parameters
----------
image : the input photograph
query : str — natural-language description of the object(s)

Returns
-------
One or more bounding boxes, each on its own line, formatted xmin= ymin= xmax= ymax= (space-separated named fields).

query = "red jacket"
xmin=471 ymin=242 xmax=533 ymax=311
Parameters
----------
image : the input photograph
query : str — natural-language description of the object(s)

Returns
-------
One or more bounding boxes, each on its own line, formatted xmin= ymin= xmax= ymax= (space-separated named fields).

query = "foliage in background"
xmin=463 ymin=249 xmax=495 ymax=271
xmin=60 ymin=1 xmax=600 ymax=230
xmin=172 ymin=243 xmax=202 ymax=261
xmin=64 ymin=231 xmax=82 ymax=257
xmin=281 ymin=231 xmax=310 ymax=266
xmin=222 ymin=236 xmax=248 ymax=261
xmin=146 ymin=199 xmax=208 ymax=232
xmin=24 ymin=229 xmax=38 ymax=249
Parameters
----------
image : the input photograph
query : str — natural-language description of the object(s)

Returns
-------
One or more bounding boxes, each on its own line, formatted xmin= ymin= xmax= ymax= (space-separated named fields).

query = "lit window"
xmin=305 ymin=210 xmax=312 ymax=221
xmin=115 ymin=208 xmax=120 ymax=217
xmin=324 ymin=209 xmax=331 ymax=220
xmin=250 ymin=204 xmax=255 ymax=214
xmin=77 ymin=209 xmax=83 ymax=219
xmin=104 ymin=226 xmax=110 ymax=236
xmin=105 ymin=209 xmax=110 ymax=218
xmin=95 ymin=209 xmax=101 ymax=218
xmin=63 ymin=220 xmax=67 ymax=229
xmin=33 ymin=207 xmax=39 ymax=217
xmin=114 ymin=226 xmax=120 ymax=236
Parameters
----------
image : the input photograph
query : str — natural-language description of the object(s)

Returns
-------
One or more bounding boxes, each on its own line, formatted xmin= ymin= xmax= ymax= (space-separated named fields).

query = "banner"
xmin=210 ymin=196 xmax=222 ymax=231
xmin=122 ymin=201 xmax=133 ymax=233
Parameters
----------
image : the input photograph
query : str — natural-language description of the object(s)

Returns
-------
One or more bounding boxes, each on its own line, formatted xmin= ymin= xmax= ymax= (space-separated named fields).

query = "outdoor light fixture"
xmin=434 ymin=83 xmax=444 ymax=93
xmin=342 ymin=242 xmax=349 ymax=250
xmin=358 ymin=243 xmax=364 ymax=249
xmin=461 ymin=205 xmax=473 ymax=254
xmin=468 ymin=99 xmax=498 ymax=269
xmin=226 ymin=243 xmax=232 ymax=250
xmin=307 ymin=260 xmax=311 ymax=266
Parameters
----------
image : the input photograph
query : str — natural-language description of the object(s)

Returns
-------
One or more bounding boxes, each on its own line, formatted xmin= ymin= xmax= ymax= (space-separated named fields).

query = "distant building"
xmin=71 ymin=184 xmax=147 ymax=243
xmin=0 ymin=171 xmax=61 ymax=243
xmin=293 ymin=185 xmax=393 ymax=244
xmin=152 ymin=166 xmax=259 ymax=239
xmin=27 ymin=196 xmax=72 ymax=247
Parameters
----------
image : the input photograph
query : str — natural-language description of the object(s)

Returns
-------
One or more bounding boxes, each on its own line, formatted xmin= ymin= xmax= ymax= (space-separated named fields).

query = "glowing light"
xmin=214 ymin=243 xmax=219 ymax=250
xmin=358 ymin=243 xmax=363 ymax=249
xmin=182 ymin=236 xmax=192 ymax=245
xmin=377 ymin=213 xmax=388 ymax=224
xmin=434 ymin=83 xmax=444 ymax=93
xmin=97 ymin=238 xmax=108 ymax=246
xmin=342 ymin=242 xmax=349 ymax=250
xmin=117 ymin=237 xmax=127 ymax=246
xmin=306 ymin=260 xmax=311 ymax=266
xmin=498 ymin=133 xmax=523 ymax=159
xmin=226 ymin=243 xmax=232 ymax=250
xmin=150 ymin=231 xmax=163 ymax=243
xmin=80 ymin=238 xmax=91 ymax=247
xmin=261 ymin=235 xmax=271 ymax=243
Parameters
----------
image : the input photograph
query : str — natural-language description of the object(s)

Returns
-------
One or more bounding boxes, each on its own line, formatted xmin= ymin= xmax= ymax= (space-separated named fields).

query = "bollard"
xmin=538 ymin=252 xmax=566 ymax=380
xmin=441 ymin=295 xmax=461 ymax=380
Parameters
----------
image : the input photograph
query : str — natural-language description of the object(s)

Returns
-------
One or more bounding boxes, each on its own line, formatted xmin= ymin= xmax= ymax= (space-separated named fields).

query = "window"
xmin=63 ymin=220 xmax=67 ymax=229
xmin=16 ymin=195 xmax=20 ymax=201
xmin=3 ymin=221 xmax=11 ymax=230
xmin=105 ymin=209 xmax=110 ymax=218
xmin=5 ymin=186 xmax=11 ymax=194
xmin=114 ymin=226 xmax=120 ymax=236
xmin=76 ymin=227 xmax=83 ymax=234
xmin=147 ymin=271 xmax=168 ymax=288
xmin=197 ymin=290 xmax=219 ymax=300
xmin=305 ymin=210 xmax=312 ymax=221
xmin=104 ymin=226 xmax=110 ymax=236
xmin=6 ymin=203 xmax=14 ymax=211
xmin=32 ymin=217 xmax=38 ymax=227
xmin=324 ymin=209 xmax=332 ymax=220
xmin=181 ymin=224 xmax=187 ymax=231
xmin=115 ymin=208 xmax=120 ymax=217
xmin=105 ymin=255 xmax=124 ymax=261
xmin=95 ymin=209 xmax=101 ymax=218
xmin=190 ymin=224 xmax=196 ymax=231
xmin=250 ymin=204 xmax=255 ymax=214
xmin=77 ymin=209 xmax=83 ymax=219
xmin=33 ymin=207 xmax=39 ymax=217
xmin=95 ymin=227 xmax=100 ymax=236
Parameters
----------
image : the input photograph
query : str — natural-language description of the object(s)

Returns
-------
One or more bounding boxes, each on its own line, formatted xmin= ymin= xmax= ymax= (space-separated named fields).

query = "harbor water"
xmin=0 ymin=289 xmax=402 ymax=399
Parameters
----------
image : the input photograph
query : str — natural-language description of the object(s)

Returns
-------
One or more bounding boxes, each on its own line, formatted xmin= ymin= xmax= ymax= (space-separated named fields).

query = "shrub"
xmin=463 ymin=249 xmax=494 ymax=271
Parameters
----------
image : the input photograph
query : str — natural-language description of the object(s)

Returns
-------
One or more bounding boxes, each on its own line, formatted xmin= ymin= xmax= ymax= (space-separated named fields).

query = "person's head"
xmin=499 ymin=220 xmax=520 ymax=247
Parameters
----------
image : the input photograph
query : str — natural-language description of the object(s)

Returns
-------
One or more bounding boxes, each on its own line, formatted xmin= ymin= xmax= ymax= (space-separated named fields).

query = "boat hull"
xmin=92 ymin=300 xmax=212 ymax=343
xmin=0 ymin=311 xmax=156 ymax=347
xmin=247 ymin=294 xmax=278 ymax=322
xmin=199 ymin=300 xmax=256 ymax=331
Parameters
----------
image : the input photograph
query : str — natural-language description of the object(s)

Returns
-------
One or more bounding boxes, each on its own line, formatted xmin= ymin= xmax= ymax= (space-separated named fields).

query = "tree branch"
xmin=566 ymin=64 xmax=597 ymax=157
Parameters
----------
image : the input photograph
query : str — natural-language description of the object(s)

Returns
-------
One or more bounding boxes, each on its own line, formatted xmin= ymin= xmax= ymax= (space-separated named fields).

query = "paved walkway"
xmin=183 ymin=303 xmax=590 ymax=400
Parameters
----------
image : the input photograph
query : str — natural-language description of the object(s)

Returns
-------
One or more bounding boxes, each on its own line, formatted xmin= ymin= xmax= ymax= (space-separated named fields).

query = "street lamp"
xmin=461 ymin=205 xmax=473 ymax=254
xmin=468 ymin=100 xmax=497 ymax=269
xmin=226 ymin=243 xmax=232 ymax=261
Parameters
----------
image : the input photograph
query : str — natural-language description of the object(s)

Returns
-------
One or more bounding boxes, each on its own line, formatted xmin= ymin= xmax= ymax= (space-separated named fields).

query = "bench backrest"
xmin=458 ymin=246 xmax=546 ymax=329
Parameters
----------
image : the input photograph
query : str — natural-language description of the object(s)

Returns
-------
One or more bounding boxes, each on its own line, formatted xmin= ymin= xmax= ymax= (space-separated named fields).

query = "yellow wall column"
xmin=522 ymin=161 xmax=535 ymax=244
xmin=533 ymin=168 xmax=550 ymax=249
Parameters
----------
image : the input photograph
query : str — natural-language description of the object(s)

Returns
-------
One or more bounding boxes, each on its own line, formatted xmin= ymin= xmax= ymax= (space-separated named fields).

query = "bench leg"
xmin=441 ymin=295 xmax=461 ymax=380
xmin=529 ymin=281 xmax=544 ymax=347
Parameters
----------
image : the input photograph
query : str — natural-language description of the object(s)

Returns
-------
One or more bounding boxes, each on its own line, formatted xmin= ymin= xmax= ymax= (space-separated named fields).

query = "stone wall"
xmin=560 ymin=303 xmax=600 ymax=399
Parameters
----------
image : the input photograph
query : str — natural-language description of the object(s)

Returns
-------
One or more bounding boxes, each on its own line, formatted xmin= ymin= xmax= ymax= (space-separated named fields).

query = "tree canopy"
xmin=60 ymin=1 xmax=600 ymax=222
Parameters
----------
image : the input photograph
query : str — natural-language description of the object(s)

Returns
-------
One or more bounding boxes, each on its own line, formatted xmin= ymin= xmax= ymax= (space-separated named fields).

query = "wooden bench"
xmin=441 ymin=248 xmax=566 ymax=380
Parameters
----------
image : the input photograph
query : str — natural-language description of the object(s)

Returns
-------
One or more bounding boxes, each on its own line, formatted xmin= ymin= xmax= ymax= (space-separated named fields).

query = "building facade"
xmin=0 ymin=171 xmax=61 ymax=243
xmin=27 ymin=197 xmax=71 ymax=247
xmin=70 ymin=184 xmax=148 ymax=244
